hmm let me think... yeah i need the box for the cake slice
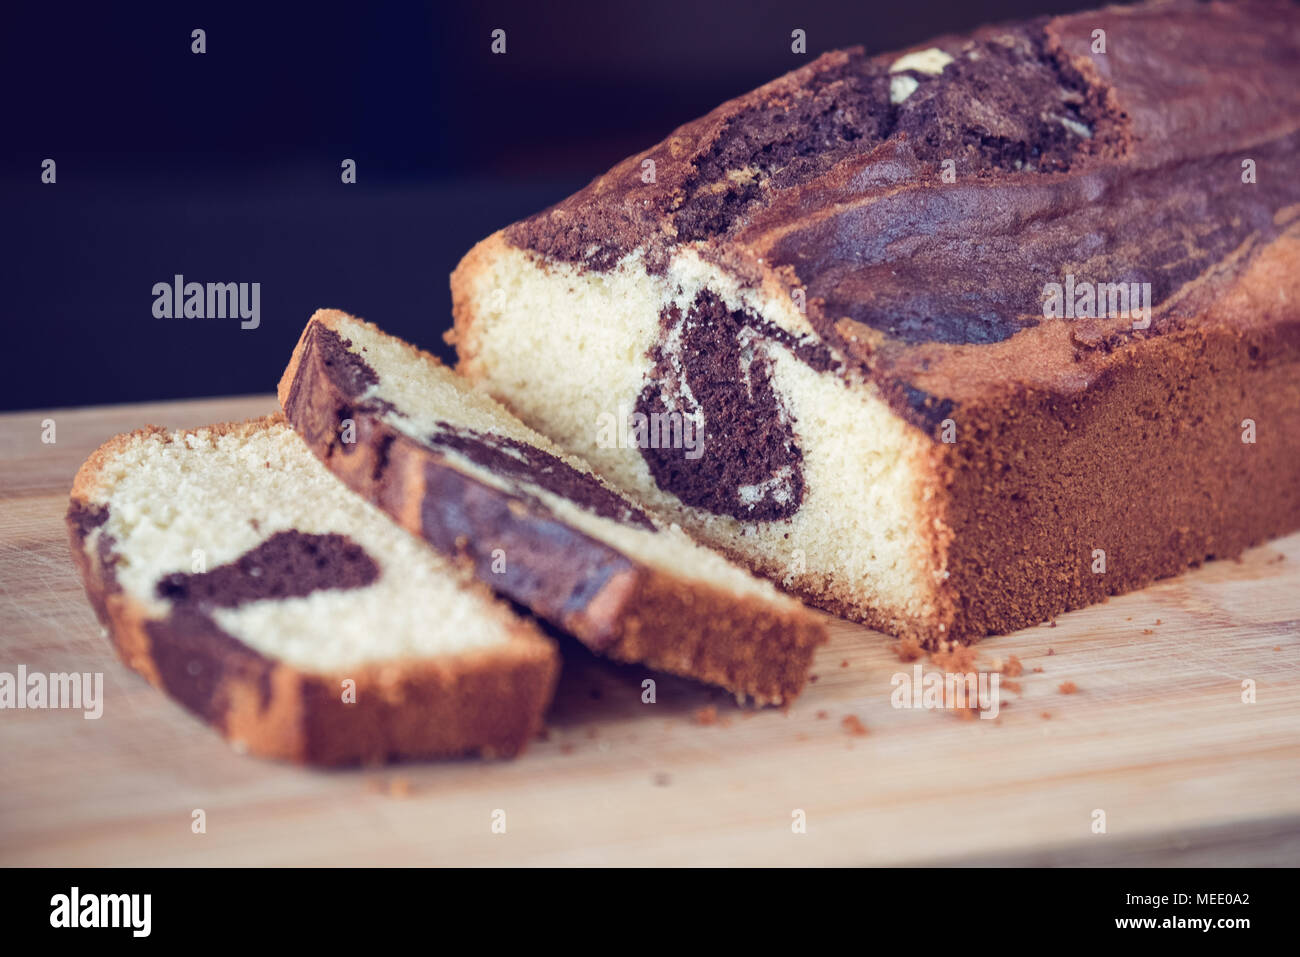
[450,0,1300,644]
[68,415,558,764]
[278,309,827,704]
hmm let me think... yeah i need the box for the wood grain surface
[1,396,1297,866]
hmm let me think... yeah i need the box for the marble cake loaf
[450,0,1300,644]
[279,310,826,704]
[68,416,558,764]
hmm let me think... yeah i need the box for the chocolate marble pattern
[504,1,1300,429]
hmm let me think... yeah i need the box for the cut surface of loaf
[279,309,827,704]
[450,0,1300,644]
[68,415,558,764]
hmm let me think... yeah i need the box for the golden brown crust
[935,314,1300,643]
[67,419,560,765]
[447,233,505,379]
[282,311,826,704]
[598,570,825,703]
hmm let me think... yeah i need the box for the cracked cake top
[503,0,1300,430]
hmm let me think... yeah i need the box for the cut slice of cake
[278,309,827,705]
[68,415,558,764]
[449,0,1300,645]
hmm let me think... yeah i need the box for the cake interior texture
[451,0,1300,643]
[453,246,939,638]
[80,419,527,670]
[321,311,805,606]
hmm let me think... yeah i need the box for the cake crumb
[1274,645,1282,652]
[388,777,412,799]
[1002,680,1022,693]
[1142,628,1154,635]
[893,637,925,662]
[1032,666,1044,673]
[840,659,850,668]
[1047,648,1056,656]
[1003,655,1024,677]
[1058,681,1079,695]
[809,674,819,683]
[1040,711,1052,720]
[841,715,869,736]
[694,706,718,726]
[1154,619,1162,625]
[815,710,829,720]
[931,644,978,673]
[1049,621,1058,628]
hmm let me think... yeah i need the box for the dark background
[3,0,1103,412]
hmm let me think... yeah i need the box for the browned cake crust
[68,416,559,765]
[450,0,1300,643]
[279,312,826,703]
[938,258,1300,638]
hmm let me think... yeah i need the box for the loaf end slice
[68,415,559,765]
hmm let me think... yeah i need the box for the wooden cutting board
[2,396,1297,866]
